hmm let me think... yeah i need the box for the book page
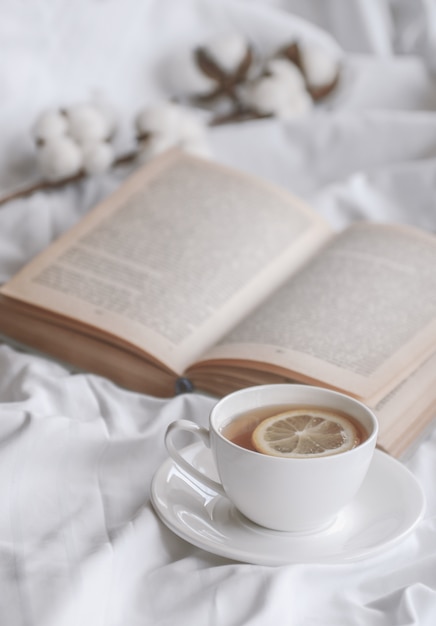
[196,223,436,398]
[373,351,436,457]
[0,151,330,373]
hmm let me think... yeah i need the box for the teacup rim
[210,384,379,462]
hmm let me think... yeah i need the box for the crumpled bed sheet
[1,1,436,624]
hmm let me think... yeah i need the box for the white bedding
[1,1,436,624]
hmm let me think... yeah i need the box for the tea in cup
[165,384,378,532]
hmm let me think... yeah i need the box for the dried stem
[0,149,139,208]
[0,173,84,207]
[210,109,269,126]
[194,47,253,108]
[307,71,340,101]
[0,43,340,210]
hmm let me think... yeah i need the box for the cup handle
[165,419,225,496]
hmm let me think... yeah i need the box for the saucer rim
[150,444,426,566]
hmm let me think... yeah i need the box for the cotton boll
[32,110,68,142]
[175,109,209,143]
[138,133,210,163]
[66,103,113,144]
[137,102,208,143]
[266,58,305,87]
[299,43,339,89]
[136,103,182,138]
[37,137,83,181]
[167,35,249,98]
[182,138,211,159]
[205,33,249,73]
[244,72,312,119]
[136,103,211,162]
[243,76,277,115]
[167,48,216,97]
[82,141,114,175]
[171,106,210,154]
[136,134,177,164]
[277,90,313,119]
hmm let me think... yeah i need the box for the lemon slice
[251,409,360,458]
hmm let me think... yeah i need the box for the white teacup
[165,384,378,532]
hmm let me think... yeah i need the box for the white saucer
[150,443,425,566]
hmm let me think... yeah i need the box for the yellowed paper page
[0,151,330,373]
[373,351,436,456]
[197,223,436,398]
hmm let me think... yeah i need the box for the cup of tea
[165,384,378,532]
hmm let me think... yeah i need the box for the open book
[1,150,435,457]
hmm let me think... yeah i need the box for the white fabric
[1,1,436,624]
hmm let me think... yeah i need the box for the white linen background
[1,1,436,624]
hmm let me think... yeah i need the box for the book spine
[175,377,194,394]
